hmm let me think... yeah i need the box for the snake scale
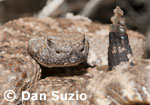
[0,7,149,105]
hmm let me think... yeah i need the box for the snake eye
[80,37,86,52]
[80,47,84,52]
[47,39,54,47]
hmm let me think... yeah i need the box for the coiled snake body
[0,7,149,105]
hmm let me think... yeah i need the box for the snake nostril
[56,51,60,54]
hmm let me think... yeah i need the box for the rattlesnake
[0,7,149,105]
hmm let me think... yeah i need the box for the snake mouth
[28,32,89,67]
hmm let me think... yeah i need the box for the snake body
[0,16,147,105]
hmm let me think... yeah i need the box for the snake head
[27,32,89,67]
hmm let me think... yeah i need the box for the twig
[79,0,103,17]
[36,0,64,18]
[144,0,150,57]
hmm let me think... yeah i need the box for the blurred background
[0,0,150,57]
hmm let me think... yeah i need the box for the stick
[36,0,64,18]
[79,0,103,17]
